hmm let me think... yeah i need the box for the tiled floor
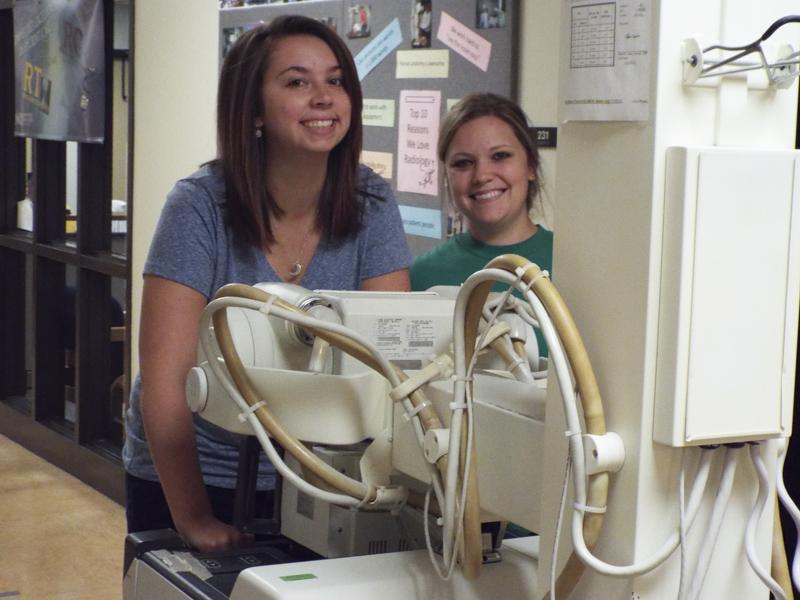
[0,434,126,600]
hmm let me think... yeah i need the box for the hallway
[0,434,126,599]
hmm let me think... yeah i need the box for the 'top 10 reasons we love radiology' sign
[396,90,441,197]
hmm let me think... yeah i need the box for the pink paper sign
[436,11,492,72]
[396,90,441,197]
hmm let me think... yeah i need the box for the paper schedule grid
[570,3,616,68]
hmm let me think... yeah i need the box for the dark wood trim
[0,402,124,504]
[0,10,26,403]
[0,8,20,233]
[76,270,111,443]
[78,0,113,255]
[4,236,77,261]
[0,231,35,250]
[124,0,135,405]
[32,140,67,244]
[0,234,126,276]
[78,142,113,254]
[0,248,26,399]
[32,258,67,422]
[79,249,126,276]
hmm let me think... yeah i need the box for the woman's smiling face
[444,115,535,243]
[258,34,352,158]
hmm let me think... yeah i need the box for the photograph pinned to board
[317,16,337,33]
[347,4,372,39]
[476,0,507,29]
[411,0,433,48]
[221,21,264,57]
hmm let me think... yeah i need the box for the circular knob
[185,366,208,413]
[423,428,450,464]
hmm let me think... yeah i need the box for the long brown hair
[438,93,541,209]
[215,15,364,247]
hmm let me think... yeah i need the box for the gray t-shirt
[123,163,412,489]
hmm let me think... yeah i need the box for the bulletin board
[219,0,518,257]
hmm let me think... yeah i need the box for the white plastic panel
[654,147,800,446]
[391,375,546,533]
[231,539,539,600]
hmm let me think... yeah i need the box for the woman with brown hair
[123,15,411,552]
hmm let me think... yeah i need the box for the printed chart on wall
[560,0,651,122]
[218,0,518,257]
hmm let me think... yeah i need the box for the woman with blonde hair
[411,93,552,293]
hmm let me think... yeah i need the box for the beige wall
[518,0,560,230]
[130,0,218,371]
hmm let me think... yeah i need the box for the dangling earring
[255,126,263,139]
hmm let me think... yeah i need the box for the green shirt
[410,228,553,292]
[411,228,554,356]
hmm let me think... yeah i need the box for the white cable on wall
[746,443,788,600]
[572,448,715,578]
[465,267,713,579]
[677,450,689,600]
[686,445,740,600]
[776,438,800,591]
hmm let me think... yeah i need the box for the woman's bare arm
[139,275,253,551]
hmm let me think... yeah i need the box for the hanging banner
[14,0,106,143]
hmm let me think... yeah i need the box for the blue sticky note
[399,205,442,239]
[355,18,402,81]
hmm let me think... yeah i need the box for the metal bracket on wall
[682,15,800,89]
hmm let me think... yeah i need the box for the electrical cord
[458,262,600,598]
[198,297,375,508]
[205,285,469,575]
[747,443,788,600]
[776,439,800,591]
[203,288,448,510]
[551,453,573,600]
[195,265,800,600]
[686,446,740,600]
[678,450,689,600]
[705,15,800,52]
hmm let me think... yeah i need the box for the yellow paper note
[362,99,396,128]
[361,150,394,180]
[395,49,449,79]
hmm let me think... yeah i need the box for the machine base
[231,537,539,600]
[123,530,319,600]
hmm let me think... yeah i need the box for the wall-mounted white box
[654,147,800,446]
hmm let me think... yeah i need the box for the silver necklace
[286,227,313,278]
[288,255,304,277]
